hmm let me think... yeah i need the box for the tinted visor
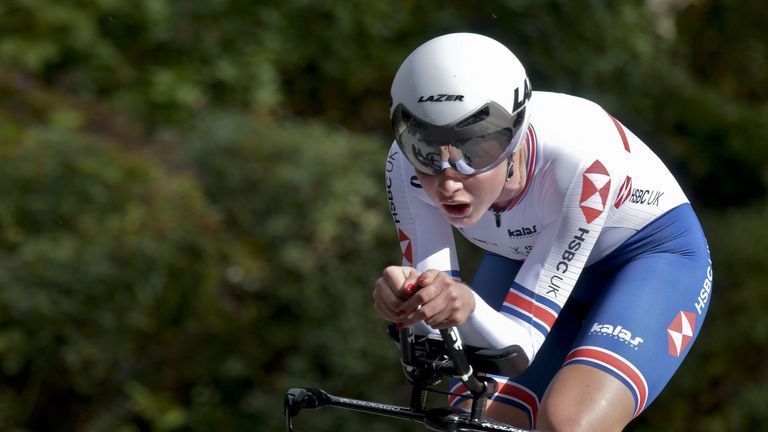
[392,101,526,175]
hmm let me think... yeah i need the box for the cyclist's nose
[438,170,464,195]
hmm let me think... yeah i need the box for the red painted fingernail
[417,276,427,286]
[405,283,415,294]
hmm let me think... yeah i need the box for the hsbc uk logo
[666,259,712,357]
[629,188,664,207]
[613,176,632,209]
[667,310,697,357]
[398,229,413,266]
[579,160,611,224]
[397,228,413,265]
[695,259,714,314]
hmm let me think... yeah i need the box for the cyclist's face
[416,161,508,228]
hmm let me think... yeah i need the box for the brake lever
[284,388,330,432]
[285,402,296,432]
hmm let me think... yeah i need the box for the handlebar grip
[285,388,329,416]
[285,388,332,432]
[399,326,415,366]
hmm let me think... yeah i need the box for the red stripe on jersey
[607,112,631,153]
[496,381,539,421]
[614,175,633,209]
[565,346,648,417]
[449,380,539,423]
[504,291,557,330]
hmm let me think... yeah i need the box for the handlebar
[285,387,425,432]
[284,325,529,431]
[284,386,528,432]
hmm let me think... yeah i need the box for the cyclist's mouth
[442,202,471,217]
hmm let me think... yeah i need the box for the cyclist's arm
[385,142,460,276]
[386,143,468,336]
[468,157,619,361]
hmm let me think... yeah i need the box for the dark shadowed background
[0,1,766,431]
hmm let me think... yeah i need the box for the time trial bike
[284,324,532,432]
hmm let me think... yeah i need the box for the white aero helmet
[390,33,532,175]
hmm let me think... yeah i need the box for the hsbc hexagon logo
[613,175,632,209]
[398,228,413,265]
[579,160,611,224]
[667,310,697,357]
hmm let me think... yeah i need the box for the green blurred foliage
[0,112,411,431]
[183,112,417,431]
[0,0,282,126]
[0,0,766,431]
[637,204,768,431]
[675,1,768,103]
[0,128,227,430]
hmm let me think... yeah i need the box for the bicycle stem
[439,328,485,394]
[439,328,498,421]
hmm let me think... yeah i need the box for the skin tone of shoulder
[373,140,636,431]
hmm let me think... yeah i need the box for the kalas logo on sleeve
[507,225,538,238]
[579,160,611,224]
[589,322,644,348]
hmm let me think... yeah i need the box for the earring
[505,159,515,182]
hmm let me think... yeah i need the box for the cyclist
[374,33,712,431]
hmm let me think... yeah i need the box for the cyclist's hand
[373,266,421,322]
[398,269,475,329]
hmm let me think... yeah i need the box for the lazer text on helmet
[417,94,464,102]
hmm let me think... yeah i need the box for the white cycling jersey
[385,91,689,361]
